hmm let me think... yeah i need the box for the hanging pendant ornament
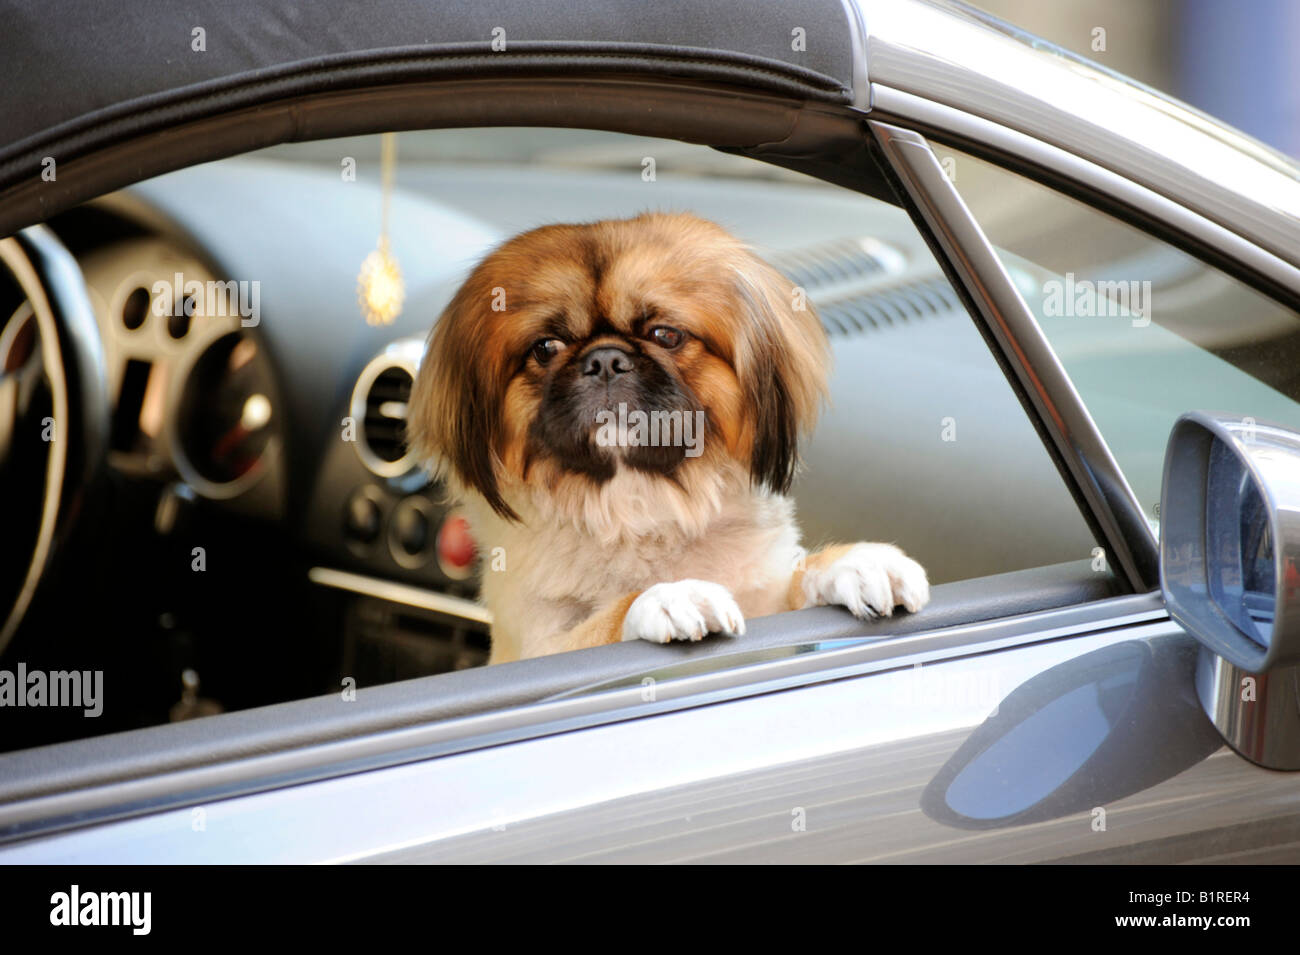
[357,132,404,326]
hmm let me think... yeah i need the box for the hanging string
[380,131,394,240]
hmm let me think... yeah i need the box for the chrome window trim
[867,85,1300,304]
[870,120,1158,593]
[549,593,1164,700]
[851,0,1300,269]
[0,590,1163,845]
[839,0,871,111]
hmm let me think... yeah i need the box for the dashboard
[56,165,509,703]
[70,209,480,607]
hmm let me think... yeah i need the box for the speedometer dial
[173,331,276,494]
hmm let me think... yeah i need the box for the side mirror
[1161,412,1300,671]
[1160,411,1300,768]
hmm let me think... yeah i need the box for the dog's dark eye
[531,338,564,365]
[648,326,684,349]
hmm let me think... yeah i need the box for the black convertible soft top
[1,0,855,191]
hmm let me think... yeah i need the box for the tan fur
[408,212,928,662]
[787,544,861,610]
[492,592,639,664]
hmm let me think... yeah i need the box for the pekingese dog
[409,212,929,664]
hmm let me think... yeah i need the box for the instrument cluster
[77,229,283,511]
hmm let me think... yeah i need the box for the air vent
[351,345,422,477]
[818,276,962,337]
[770,237,905,293]
[364,365,412,463]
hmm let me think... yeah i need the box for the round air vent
[351,342,423,477]
[363,365,412,463]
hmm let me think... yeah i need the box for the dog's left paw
[801,543,930,619]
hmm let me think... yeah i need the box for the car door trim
[0,76,870,242]
[853,0,1300,270]
[0,590,1163,845]
[0,605,1179,863]
[839,0,872,110]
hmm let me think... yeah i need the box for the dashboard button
[437,513,477,579]
[392,500,429,556]
[344,490,381,544]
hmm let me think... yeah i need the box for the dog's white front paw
[803,543,930,619]
[622,580,746,644]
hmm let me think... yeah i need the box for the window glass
[933,143,1300,528]
[256,130,1100,586]
[4,129,1106,752]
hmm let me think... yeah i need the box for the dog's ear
[408,278,519,521]
[731,254,829,494]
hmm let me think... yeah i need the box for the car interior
[0,125,1128,772]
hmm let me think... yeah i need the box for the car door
[0,107,1289,860]
[2,0,1299,865]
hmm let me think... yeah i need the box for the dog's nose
[582,347,633,382]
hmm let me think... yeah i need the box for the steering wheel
[0,226,109,653]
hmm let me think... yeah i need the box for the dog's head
[408,212,828,521]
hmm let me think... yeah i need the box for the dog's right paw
[622,580,746,644]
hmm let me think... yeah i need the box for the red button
[437,514,477,571]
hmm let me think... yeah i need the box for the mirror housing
[1160,411,1300,673]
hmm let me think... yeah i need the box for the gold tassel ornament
[357,133,405,326]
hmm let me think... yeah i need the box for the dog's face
[409,212,829,520]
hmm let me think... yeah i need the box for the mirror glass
[1206,441,1275,647]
